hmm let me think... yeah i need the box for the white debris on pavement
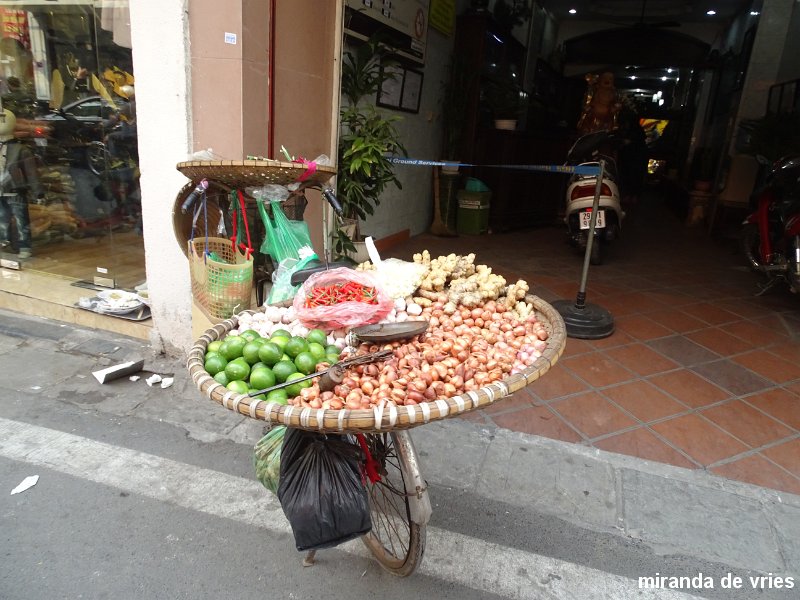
[10,475,39,495]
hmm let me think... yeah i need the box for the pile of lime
[202,327,340,405]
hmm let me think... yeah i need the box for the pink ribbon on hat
[293,157,317,182]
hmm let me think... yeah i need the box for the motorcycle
[564,131,624,265]
[740,155,800,295]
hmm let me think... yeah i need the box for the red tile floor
[386,186,800,496]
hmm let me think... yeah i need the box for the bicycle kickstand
[302,550,317,567]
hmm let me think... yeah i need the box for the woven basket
[176,159,336,189]
[189,237,253,320]
[187,295,567,433]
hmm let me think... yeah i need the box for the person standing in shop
[0,109,42,259]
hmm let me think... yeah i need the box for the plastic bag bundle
[277,429,371,552]
[293,267,393,330]
[258,200,316,265]
[253,426,286,495]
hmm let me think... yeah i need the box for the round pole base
[552,299,615,339]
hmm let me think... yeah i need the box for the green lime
[285,372,312,397]
[250,361,268,371]
[207,340,224,354]
[325,344,341,356]
[307,342,326,361]
[224,357,251,381]
[285,336,309,359]
[249,367,276,391]
[257,342,283,367]
[306,329,328,346]
[272,360,299,383]
[221,335,247,360]
[272,328,291,339]
[270,335,290,350]
[266,389,289,405]
[226,380,250,395]
[239,329,261,342]
[252,337,268,346]
[204,354,228,376]
[281,354,292,362]
[293,351,317,375]
[325,354,340,365]
[213,371,230,386]
[242,341,263,365]
[250,392,267,401]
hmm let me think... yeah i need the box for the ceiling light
[667,68,673,73]
[569,8,577,14]
[706,10,716,16]
[630,75,637,80]
[750,11,759,16]
[661,76,668,81]
[658,98,664,106]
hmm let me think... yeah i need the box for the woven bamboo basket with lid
[187,295,567,433]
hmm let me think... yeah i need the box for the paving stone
[621,468,784,573]
[765,502,800,576]
[473,426,619,532]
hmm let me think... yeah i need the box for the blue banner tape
[388,157,601,176]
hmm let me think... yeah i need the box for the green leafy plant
[336,37,406,257]
[483,72,527,121]
[492,0,532,31]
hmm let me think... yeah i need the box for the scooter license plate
[580,210,605,229]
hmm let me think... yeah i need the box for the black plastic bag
[277,429,372,551]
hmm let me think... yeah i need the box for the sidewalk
[1,307,798,582]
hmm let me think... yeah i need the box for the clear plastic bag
[293,267,393,330]
[371,258,428,299]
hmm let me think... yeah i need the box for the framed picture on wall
[377,64,424,114]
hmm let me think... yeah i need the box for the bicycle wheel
[361,430,427,577]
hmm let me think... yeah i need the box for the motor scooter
[564,131,624,265]
[741,155,800,295]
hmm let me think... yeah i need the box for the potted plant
[335,37,406,259]
[492,0,532,32]
[483,73,527,130]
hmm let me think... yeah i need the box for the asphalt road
[2,395,795,600]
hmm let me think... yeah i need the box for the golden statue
[577,72,621,134]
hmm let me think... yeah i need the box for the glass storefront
[0,1,143,290]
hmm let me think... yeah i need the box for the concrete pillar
[736,0,795,120]
[129,0,193,355]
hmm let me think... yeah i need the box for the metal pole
[575,159,604,310]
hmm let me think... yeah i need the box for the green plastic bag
[254,426,286,495]
[258,200,315,264]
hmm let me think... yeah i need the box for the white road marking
[0,417,704,600]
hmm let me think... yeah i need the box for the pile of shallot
[291,294,549,410]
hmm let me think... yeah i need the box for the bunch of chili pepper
[305,281,378,308]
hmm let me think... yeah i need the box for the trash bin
[456,190,491,235]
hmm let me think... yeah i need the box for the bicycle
[181,158,565,577]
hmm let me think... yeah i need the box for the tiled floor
[387,185,800,496]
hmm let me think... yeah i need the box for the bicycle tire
[361,430,426,577]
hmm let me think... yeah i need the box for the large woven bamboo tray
[187,295,566,433]
[176,159,336,189]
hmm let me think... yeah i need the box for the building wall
[358,23,456,242]
[129,0,193,354]
[776,0,800,82]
